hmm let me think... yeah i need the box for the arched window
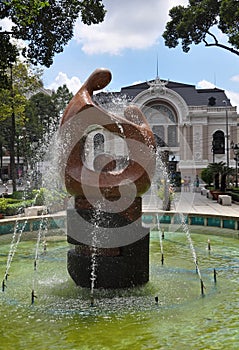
[168,125,177,147]
[212,130,225,154]
[142,103,178,147]
[93,133,104,156]
[152,126,165,147]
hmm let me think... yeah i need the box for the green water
[0,230,238,350]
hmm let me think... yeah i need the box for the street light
[231,142,239,188]
[223,100,229,168]
[211,140,216,163]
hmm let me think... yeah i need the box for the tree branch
[0,31,14,35]
[203,31,239,56]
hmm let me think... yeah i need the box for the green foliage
[202,161,235,191]
[0,197,34,215]
[163,0,239,56]
[157,181,174,201]
[0,187,67,215]
[39,187,67,204]
[0,61,43,178]
[0,33,19,88]
[25,92,59,140]
[228,190,239,202]
[201,167,214,186]
[1,1,50,27]
[0,0,106,67]
[0,61,42,123]
[51,84,73,116]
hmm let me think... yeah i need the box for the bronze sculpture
[59,68,155,288]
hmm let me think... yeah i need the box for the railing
[142,210,239,231]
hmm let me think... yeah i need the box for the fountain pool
[0,228,238,349]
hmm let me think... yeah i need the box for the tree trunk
[10,110,17,192]
[10,65,17,193]
[214,173,220,190]
[220,173,227,192]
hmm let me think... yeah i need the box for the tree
[0,33,19,88]
[207,161,234,191]
[0,61,42,191]
[201,167,213,186]
[208,161,225,190]
[0,0,106,67]
[51,84,73,116]
[220,165,234,191]
[25,92,59,144]
[163,0,239,57]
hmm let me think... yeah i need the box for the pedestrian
[194,175,200,192]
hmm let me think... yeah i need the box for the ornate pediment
[147,76,169,95]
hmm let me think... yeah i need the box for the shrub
[201,168,213,186]
[0,187,68,216]
[0,198,34,216]
[228,191,239,203]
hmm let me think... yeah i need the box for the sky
[3,0,239,108]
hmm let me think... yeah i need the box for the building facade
[96,76,238,181]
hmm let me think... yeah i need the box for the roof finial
[147,56,168,93]
[156,53,159,79]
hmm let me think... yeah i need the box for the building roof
[96,79,231,107]
[121,80,231,107]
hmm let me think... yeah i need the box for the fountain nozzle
[200,279,205,296]
[213,268,217,283]
[2,279,6,292]
[208,239,211,251]
[31,290,37,304]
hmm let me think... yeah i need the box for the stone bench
[24,206,48,217]
[218,195,232,206]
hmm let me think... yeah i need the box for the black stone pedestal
[67,233,149,289]
[66,201,150,289]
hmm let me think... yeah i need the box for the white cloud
[46,72,82,94]
[197,80,216,89]
[0,18,13,31]
[230,75,239,83]
[229,75,239,107]
[225,90,239,109]
[74,0,188,55]
[131,80,143,86]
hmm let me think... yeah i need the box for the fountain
[0,69,238,349]
[58,68,156,289]
[0,227,238,349]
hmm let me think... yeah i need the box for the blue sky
[42,0,239,108]
[4,0,239,107]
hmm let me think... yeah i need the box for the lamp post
[231,142,239,188]
[211,140,215,163]
[223,100,229,168]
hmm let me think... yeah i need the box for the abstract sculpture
[59,68,155,288]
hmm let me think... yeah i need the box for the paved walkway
[173,191,239,217]
[143,190,239,218]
